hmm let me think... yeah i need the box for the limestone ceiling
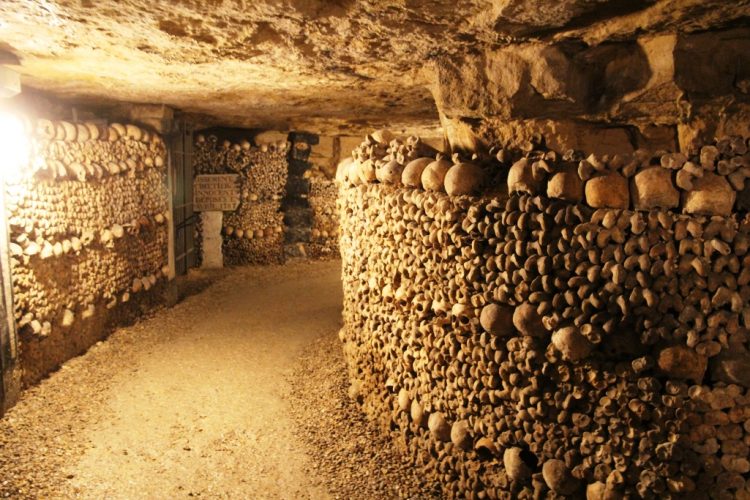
[0,0,748,134]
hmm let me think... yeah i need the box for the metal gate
[170,122,197,276]
[0,184,18,415]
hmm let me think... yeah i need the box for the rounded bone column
[336,131,750,498]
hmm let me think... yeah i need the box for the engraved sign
[193,174,240,211]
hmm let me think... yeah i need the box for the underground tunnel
[1,1,750,498]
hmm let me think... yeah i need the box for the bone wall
[7,119,169,385]
[280,133,342,259]
[337,133,750,498]
[193,133,288,265]
[305,168,339,258]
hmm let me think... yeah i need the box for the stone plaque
[193,174,240,211]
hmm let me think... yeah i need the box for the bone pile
[6,119,169,345]
[337,132,750,499]
[304,165,339,258]
[351,130,438,167]
[193,134,288,265]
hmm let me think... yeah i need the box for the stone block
[200,211,223,269]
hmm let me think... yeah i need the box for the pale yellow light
[0,112,29,181]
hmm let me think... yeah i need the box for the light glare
[0,112,29,180]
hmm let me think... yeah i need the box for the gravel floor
[288,333,442,499]
[0,260,431,499]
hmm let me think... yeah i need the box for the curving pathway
[0,260,342,499]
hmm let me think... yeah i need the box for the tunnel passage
[0,117,351,391]
[1,1,750,498]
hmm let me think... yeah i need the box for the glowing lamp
[0,112,29,180]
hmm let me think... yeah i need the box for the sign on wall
[193,174,240,211]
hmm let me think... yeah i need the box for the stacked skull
[336,131,750,499]
[193,134,288,265]
[7,119,169,366]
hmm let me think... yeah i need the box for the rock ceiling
[0,0,748,134]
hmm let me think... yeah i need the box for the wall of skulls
[337,132,750,499]
[304,165,339,258]
[193,134,288,265]
[7,119,169,385]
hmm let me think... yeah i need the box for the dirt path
[0,260,342,499]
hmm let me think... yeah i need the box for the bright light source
[0,112,29,181]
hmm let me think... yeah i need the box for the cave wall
[337,132,750,498]
[7,118,170,386]
[432,27,750,157]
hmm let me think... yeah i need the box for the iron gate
[170,122,197,276]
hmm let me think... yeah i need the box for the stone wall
[7,119,169,385]
[193,132,288,265]
[337,133,750,498]
[431,27,750,159]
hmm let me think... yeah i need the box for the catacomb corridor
[1,1,750,499]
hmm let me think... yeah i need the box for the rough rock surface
[1,1,749,134]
